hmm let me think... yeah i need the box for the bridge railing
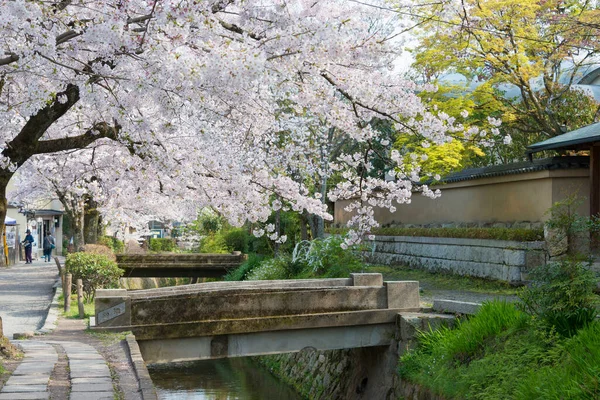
[94,273,419,337]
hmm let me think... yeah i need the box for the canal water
[149,358,303,399]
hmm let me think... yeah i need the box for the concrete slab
[71,382,114,392]
[69,392,114,400]
[0,393,49,400]
[71,377,112,385]
[3,376,49,385]
[432,299,481,315]
[1,385,48,393]
[69,369,111,379]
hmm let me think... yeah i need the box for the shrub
[519,258,599,337]
[198,234,228,253]
[65,252,122,301]
[148,238,176,252]
[292,235,362,277]
[222,228,249,253]
[246,256,291,280]
[98,236,124,254]
[224,253,264,281]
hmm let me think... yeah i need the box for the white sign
[97,302,126,324]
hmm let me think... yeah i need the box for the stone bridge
[92,273,421,364]
[116,253,246,278]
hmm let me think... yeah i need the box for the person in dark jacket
[43,232,55,262]
[23,229,34,264]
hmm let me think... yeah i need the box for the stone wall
[254,313,456,400]
[367,235,546,282]
[256,346,400,400]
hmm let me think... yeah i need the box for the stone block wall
[367,235,546,282]
[257,349,353,400]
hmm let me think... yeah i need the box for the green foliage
[245,256,292,281]
[65,252,123,301]
[185,208,224,236]
[148,237,176,252]
[515,322,600,399]
[519,259,599,337]
[198,234,228,253]
[224,253,264,281]
[400,300,600,399]
[292,235,363,278]
[327,226,544,241]
[544,193,600,255]
[97,236,124,254]
[222,228,249,253]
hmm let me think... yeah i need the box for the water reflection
[149,358,302,400]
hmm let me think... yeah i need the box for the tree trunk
[72,209,85,251]
[274,209,281,256]
[299,212,309,241]
[84,198,100,244]
[0,186,7,268]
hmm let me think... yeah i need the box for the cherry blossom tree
[0,0,499,262]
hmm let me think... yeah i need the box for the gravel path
[0,260,59,339]
[420,288,519,306]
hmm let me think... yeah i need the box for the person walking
[23,229,34,264]
[42,232,55,262]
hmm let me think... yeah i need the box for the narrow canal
[149,358,303,399]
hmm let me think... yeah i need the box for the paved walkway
[0,259,143,400]
[0,260,59,339]
[0,341,114,400]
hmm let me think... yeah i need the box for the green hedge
[326,227,544,242]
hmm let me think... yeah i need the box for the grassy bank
[399,301,600,399]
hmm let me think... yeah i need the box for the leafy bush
[246,256,291,281]
[148,238,176,252]
[519,259,599,337]
[222,228,249,253]
[292,235,362,277]
[65,252,123,301]
[98,236,124,253]
[327,227,544,241]
[224,253,265,281]
[198,234,228,253]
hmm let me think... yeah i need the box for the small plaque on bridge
[97,302,126,324]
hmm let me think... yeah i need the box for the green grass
[85,329,131,346]
[58,294,95,319]
[327,226,544,241]
[365,265,518,295]
[399,301,600,399]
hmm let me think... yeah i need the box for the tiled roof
[440,156,589,184]
[527,122,600,153]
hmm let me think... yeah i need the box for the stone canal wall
[255,347,398,400]
[254,312,456,400]
[366,235,546,282]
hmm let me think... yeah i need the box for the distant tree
[406,0,600,160]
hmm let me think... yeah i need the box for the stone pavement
[0,259,145,400]
[0,341,115,400]
[0,259,59,339]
